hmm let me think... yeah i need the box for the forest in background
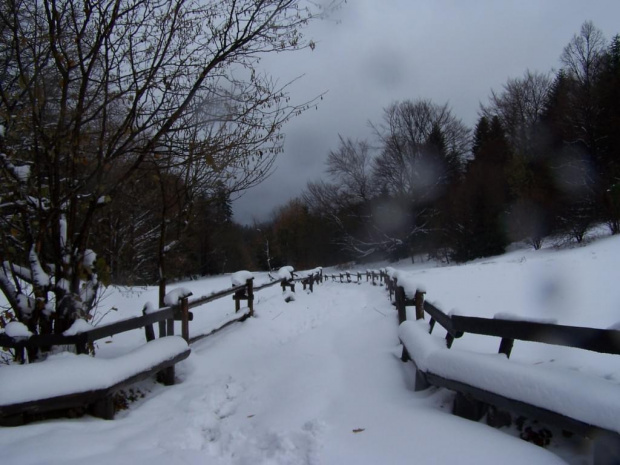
[95,20,620,276]
[208,21,620,272]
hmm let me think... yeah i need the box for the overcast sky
[232,0,620,225]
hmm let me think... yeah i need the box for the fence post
[181,297,190,342]
[143,307,155,342]
[235,292,241,311]
[414,290,426,320]
[247,278,254,317]
[396,286,407,325]
[498,338,514,358]
[167,313,174,336]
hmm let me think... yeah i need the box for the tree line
[261,21,620,266]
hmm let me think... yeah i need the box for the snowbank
[0,336,189,406]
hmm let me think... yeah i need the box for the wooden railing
[1,268,324,363]
[389,282,620,358]
[382,273,620,463]
[324,271,362,283]
[0,267,324,424]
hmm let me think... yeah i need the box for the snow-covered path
[1,281,566,464]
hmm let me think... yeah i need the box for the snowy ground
[2,233,620,464]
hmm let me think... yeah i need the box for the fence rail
[379,272,620,464]
[1,267,324,425]
[326,268,620,462]
[2,268,324,363]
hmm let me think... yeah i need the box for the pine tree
[449,116,510,261]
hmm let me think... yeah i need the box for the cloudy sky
[232,0,620,225]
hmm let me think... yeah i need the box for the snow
[56,278,70,291]
[0,153,30,182]
[0,337,189,406]
[304,267,322,277]
[231,270,254,286]
[385,268,425,297]
[398,320,445,372]
[163,287,193,306]
[12,165,30,182]
[83,249,97,269]
[277,265,294,280]
[2,233,620,464]
[16,294,34,316]
[3,321,32,339]
[63,319,95,336]
[143,301,157,315]
[399,320,620,433]
[1,276,563,465]
[59,215,67,250]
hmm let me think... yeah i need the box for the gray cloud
[233,0,620,225]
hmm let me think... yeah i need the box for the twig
[372,306,387,316]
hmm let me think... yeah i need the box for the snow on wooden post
[180,297,190,342]
[414,290,426,320]
[246,278,254,317]
[396,286,407,325]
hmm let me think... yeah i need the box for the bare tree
[482,70,552,156]
[561,21,607,89]
[560,21,607,159]
[0,0,337,342]
[372,99,470,200]
[326,135,376,203]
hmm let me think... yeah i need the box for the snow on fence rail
[329,268,620,462]
[0,266,324,425]
[378,273,620,465]
[0,267,324,362]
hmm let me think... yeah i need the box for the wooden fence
[382,273,620,464]
[1,269,323,362]
[323,268,619,463]
[0,268,323,424]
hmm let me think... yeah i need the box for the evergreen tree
[450,116,510,261]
